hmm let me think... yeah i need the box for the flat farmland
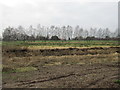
[2,40,120,88]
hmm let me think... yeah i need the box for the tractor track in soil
[2,46,120,88]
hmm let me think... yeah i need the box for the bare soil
[2,46,120,88]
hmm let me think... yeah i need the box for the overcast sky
[0,0,118,36]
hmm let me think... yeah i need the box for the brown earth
[2,46,120,88]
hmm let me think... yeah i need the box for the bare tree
[2,25,118,41]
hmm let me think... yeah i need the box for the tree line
[2,24,119,41]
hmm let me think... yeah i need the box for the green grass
[114,80,120,84]
[3,66,37,74]
[15,67,37,72]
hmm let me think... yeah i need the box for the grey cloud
[0,1,118,36]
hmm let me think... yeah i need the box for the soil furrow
[17,73,75,86]
[85,74,119,88]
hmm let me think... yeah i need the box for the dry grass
[2,45,120,88]
[2,45,119,73]
[3,50,119,70]
[27,46,120,50]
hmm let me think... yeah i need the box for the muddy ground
[2,46,120,88]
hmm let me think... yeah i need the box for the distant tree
[74,25,80,38]
[37,24,43,37]
[73,36,83,40]
[83,30,88,38]
[46,35,49,40]
[67,25,73,40]
[112,29,119,38]
[3,27,15,41]
[86,36,96,40]
[17,26,27,40]
[51,36,60,40]
[2,25,118,41]
[27,25,35,37]
[105,36,110,39]
[49,25,55,38]
[60,26,67,40]
[89,28,97,37]
[103,28,111,38]
[68,37,71,40]
[97,28,104,38]
[55,27,61,39]
[36,35,47,40]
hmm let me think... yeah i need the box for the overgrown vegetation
[114,80,120,84]
[3,66,37,74]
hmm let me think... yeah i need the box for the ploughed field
[2,40,120,88]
